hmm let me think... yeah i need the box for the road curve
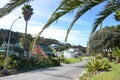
[0,60,87,80]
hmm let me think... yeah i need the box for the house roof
[39,44,53,54]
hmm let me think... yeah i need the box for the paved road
[0,60,87,80]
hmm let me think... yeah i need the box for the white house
[63,48,80,58]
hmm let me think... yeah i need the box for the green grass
[90,62,120,80]
[64,57,82,64]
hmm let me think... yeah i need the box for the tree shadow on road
[42,72,74,80]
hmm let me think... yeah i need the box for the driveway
[0,59,87,80]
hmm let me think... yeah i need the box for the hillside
[0,29,86,52]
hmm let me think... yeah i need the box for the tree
[22,4,33,54]
[33,0,120,46]
[89,25,120,54]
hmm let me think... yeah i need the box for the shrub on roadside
[80,57,111,80]
[95,53,103,59]
[86,58,111,75]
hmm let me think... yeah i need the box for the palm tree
[33,0,120,47]
[22,4,33,54]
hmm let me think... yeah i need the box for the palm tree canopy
[22,4,33,21]
[35,0,120,43]
[0,0,33,18]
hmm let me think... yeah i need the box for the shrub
[95,53,103,59]
[51,58,60,66]
[86,58,111,75]
[79,72,90,80]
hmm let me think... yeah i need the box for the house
[33,44,54,58]
[62,48,81,58]
[50,44,60,50]
[32,44,47,58]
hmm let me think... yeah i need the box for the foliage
[13,46,24,54]
[89,63,120,80]
[50,58,60,66]
[113,47,120,57]
[0,29,23,45]
[80,57,111,80]
[113,47,120,63]
[0,53,61,74]
[0,52,5,70]
[115,9,120,21]
[0,0,33,18]
[79,72,90,80]
[86,58,111,75]
[90,25,120,53]
[95,53,103,59]
[32,0,120,47]
[22,4,33,21]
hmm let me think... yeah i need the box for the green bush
[0,54,61,76]
[79,72,90,80]
[95,53,103,59]
[0,60,3,70]
[86,58,111,75]
[51,58,60,66]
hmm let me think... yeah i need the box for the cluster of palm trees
[0,0,120,51]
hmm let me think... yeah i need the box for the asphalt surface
[0,59,87,80]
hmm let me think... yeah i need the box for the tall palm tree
[22,4,33,54]
[33,0,120,47]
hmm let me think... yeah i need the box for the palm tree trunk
[24,21,28,54]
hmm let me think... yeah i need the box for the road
[0,59,87,80]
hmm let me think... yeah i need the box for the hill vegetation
[89,25,120,54]
[0,29,86,53]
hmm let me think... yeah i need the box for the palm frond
[33,0,85,47]
[65,0,105,42]
[0,0,31,18]
[92,0,120,33]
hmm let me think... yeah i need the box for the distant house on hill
[50,44,60,50]
[33,44,54,57]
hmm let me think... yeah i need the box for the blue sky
[0,0,120,47]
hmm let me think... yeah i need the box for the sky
[0,0,120,47]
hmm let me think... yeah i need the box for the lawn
[64,56,84,64]
[90,62,120,80]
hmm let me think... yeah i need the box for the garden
[80,46,120,80]
[0,52,60,77]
